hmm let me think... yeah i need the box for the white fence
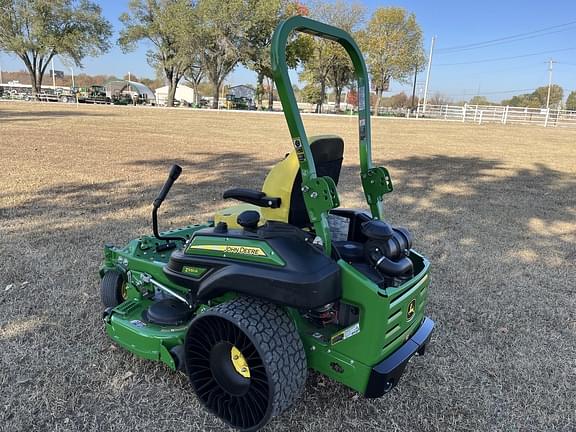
[416,103,576,128]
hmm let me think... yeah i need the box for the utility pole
[546,59,555,109]
[422,36,436,114]
[70,67,75,88]
[411,64,418,111]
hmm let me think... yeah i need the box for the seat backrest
[261,135,344,227]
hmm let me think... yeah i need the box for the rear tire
[185,297,307,431]
[100,270,126,308]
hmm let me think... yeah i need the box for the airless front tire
[185,297,307,431]
[100,270,127,308]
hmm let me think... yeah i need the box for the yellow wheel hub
[230,346,250,378]
[120,283,128,300]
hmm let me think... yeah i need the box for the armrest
[223,188,281,208]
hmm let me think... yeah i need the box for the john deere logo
[407,299,416,322]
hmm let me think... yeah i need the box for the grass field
[1,101,575,432]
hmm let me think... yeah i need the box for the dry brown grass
[1,101,575,432]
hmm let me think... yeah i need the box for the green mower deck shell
[105,299,184,370]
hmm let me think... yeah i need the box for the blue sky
[1,0,575,101]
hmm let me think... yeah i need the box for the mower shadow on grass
[1,153,575,431]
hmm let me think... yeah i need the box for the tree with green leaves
[566,91,576,111]
[172,3,205,107]
[241,0,311,110]
[469,96,493,106]
[316,1,364,112]
[302,83,322,106]
[184,61,205,107]
[194,0,248,109]
[119,0,192,107]
[533,84,563,108]
[0,0,111,98]
[503,85,563,108]
[300,0,364,113]
[360,7,425,114]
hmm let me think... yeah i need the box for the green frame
[271,17,392,254]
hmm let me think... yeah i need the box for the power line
[437,27,576,54]
[435,47,576,66]
[436,20,576,53]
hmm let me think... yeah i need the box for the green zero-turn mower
[99,16,434,431]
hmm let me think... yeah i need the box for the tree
[566,91,576,111]
[347,87,358,108]
[428,92,452,105]
[320,1,364,112]
[194,0,248,109]
[302,83,322,108]
[0,0,111,98]
[241,0,310,110]
[532,84,563,108]
[502,94,539,108]
[119,0,191,107]
[469,96,491,106]
[389,91,409,108]
[360,7,425,114]
[296,1,363,113]
[502,85,564,108]
[184,62,205,106]
[171,1,205,107]
[300,0,364,113]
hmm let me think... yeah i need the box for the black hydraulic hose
[373,255,413,276]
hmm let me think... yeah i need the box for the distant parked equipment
[76,85,110,104]
[226,84,256,109]
[104,79,155,105]
[0,82,73,102]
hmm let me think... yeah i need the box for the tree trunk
[374,89,382,116]
[256,72,264,110]
[29,71,39,99]
[317,80,326,114]
[165,69,175,107]
[334,87,342,112]
[268,80,274,111]
[212,84,220,109]
[191,82,199,106]
[167,76,178,107]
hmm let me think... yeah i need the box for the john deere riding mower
[99,17,434,431]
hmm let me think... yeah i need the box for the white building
[155,85,196,106]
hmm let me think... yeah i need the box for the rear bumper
[364,317,434,398]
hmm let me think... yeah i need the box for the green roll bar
[271,16,393,254]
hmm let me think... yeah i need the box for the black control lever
[154,164,182,208]
[152,164,187,244]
